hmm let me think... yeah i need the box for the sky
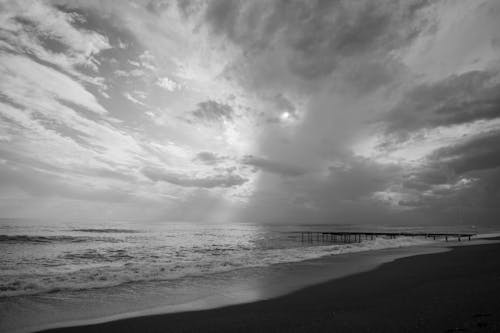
[0,0,499,226]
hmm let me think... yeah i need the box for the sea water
[0,219,486,332]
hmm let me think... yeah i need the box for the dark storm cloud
[430,130,500,175]
[383,70,500,134]
[325,157,400,201]
[190,100,233,122]
[195,0,500,226]
[239,172,402,225]
[204,0,431,80]
[394,130,500,216]
[399,166,500,223]
[143,167,247,188]
[197,0,432,224]
[237,154,402,224]
[242,155,306,177]
[375,67,500,218]
[402,167,450,191]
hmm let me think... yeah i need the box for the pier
[294,231,476,243]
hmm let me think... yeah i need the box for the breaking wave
[0,236,432,298]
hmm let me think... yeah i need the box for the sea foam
[0,235,432,298]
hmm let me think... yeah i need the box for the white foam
[0,236,433,298]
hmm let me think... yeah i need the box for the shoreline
[29,245,446,332]
[37,238,500,333]
[3,241,448,333]
[3,238,449,333]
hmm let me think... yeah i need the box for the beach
[2,1,500,332]
[39,239,500,333]
[3,221,465,333]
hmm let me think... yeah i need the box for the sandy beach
[38,239,500,333]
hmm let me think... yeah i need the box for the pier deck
[293,231,476,243]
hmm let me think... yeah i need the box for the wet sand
[40,239,500,333]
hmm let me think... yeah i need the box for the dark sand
[41,241,500,333]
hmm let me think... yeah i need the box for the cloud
[0,162,132,203]
[0,51,147,197]
[124,92,146,106]
[0,1,252,221]
[203,0,431,80]
[325,157,401,201]
[1,0,500,225]
[402,167,449,191]
[191,100,233,122]
[398,199,426,208]
[430,130,500,175]
[380,128,500,215]
[156,77,181,91]
[237,156,401,224]
[115,69,146,77]
[271,94,295,113]
[389,123,500,202]
[382,70,500,135]
[0,0,110,80]
[195,151,224,165]
[242,155,306,177]
[0,53,107,115]
[143,167,247,188]
[262,93,299,123]
[0,54,144,167]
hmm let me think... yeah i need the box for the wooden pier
[294,231,476,243]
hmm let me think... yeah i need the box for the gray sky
[1,0,499,225]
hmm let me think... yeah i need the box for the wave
[62,249,134,262]
[0,236,433,298]
[72,229,140,233]
[0,235,89,244]
[0,234,120,244]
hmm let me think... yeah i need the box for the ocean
[0,219,489,332]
